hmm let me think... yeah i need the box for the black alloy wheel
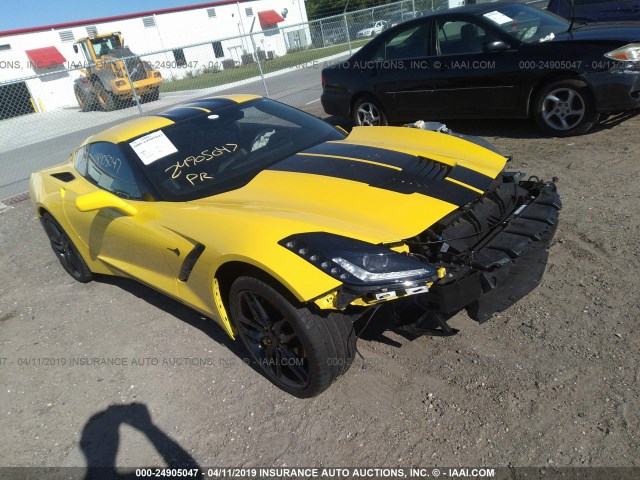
[229,276,355,397]
[42,213,93,283]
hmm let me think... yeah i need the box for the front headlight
[279,232,437,286]
[605,43,640,62]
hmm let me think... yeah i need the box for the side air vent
[178,244,206,282]
[51,172,76,182]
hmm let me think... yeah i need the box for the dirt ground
[0,107,639,475]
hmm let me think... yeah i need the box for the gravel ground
[0,108,638,475]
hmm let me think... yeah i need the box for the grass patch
[160,40,369,93]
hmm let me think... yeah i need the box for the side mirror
[76,190,137,216]
[73,44,79,54]
[483,40,510,53]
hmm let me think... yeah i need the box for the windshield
[90,35,122,56]
[123,98,344,201]
[480,4,569,43]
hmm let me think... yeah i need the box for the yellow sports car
[30,95,560,397]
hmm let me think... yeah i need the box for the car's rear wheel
[229,276,355,397]
[41,213,93,283]
[352,95,388,126]
[533,79,596,136]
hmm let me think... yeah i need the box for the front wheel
[41,213,93,283]
[229,276,356,397]
[95,82,117,111]
[352,96,388,126]
[142,88,160,103]
[533,79,596,136]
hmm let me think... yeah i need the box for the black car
[321,2,640,136]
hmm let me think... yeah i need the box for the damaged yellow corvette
[30,95,560,397]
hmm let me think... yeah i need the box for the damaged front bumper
[421,173,561,323]
[314,172,560,326]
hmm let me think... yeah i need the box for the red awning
[25,46,66,69]
[258,10,285,28]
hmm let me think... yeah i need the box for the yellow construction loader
[73,32,162,111]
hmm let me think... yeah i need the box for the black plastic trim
[178,243,205,282]
[51,172,76,183]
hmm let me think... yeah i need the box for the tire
[229,276,356,397]
[141,88,160,104]
[351,95,388,127]
[41,213,93,283]
[74,85,95,112]
[147,87,159,102]
[95,82,117,112]
[533,79,596,137]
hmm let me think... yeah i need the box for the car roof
[83,94,261,145]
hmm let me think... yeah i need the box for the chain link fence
[0,0,441,200]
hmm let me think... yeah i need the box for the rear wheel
[41,213,93,283]
[229,276,355,397]
[533,79,596,136]
[352,95,388,126]
[95,82,116,111]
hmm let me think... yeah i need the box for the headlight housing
[605,43,640,62]
[279,232,437,286]
[605,43,640,72]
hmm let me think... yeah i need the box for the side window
[212,41,224,58]
[372,23,429,61]
[73,146,88,176]
[85,142,146,200]
[173,49,187,67]
[437,20,490,55]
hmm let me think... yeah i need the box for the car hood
[190,127,507,242]
[552,23,640,43]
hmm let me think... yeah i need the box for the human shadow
[80,402,200,479]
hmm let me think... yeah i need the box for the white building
[0,0,310,116]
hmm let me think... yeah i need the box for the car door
[424,15,522,117]
[363,20,438,120]
[61,142,193,295]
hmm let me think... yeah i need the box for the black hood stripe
[304,142,417,169]
[269,154,479,206]
[270,154,391,185]
[449,166,494,191]
[305,141,494,192]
